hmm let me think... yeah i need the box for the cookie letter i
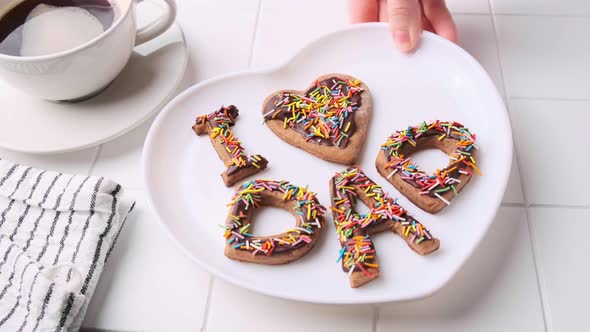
[193,105,269,187]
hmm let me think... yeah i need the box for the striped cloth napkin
[0,159,134,331]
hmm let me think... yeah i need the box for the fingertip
[391,28,420,52]
[388,0,422,52]
[392,30,412,52]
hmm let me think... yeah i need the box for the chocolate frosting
[229,200,308,254]
[224,180,325,257]
[381,121,478,198]
[263,76,363,148]
[196,105,268,176]
[330,167,434,273]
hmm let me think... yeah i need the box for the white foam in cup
[20,4,106,57]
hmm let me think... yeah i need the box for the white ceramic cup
[0,0,177,101]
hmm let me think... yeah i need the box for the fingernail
[393,30,411,50]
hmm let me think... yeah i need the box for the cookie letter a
[329,166,439,288]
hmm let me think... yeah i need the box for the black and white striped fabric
[0,160,134,331]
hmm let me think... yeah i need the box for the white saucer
[0,13,187,154]
[143,24,512,304]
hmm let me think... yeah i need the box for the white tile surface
[0,147,97,175]
[529,207,590,332]
[188,0,259,8]
[491,0,590,16]
[91,117,154,190]
[206,278,373,332]
[447,0,490,14]
[262,0,344,10]
[252,0,348,68]
[509,99,590,205]
[454,14,505,95]
[377,207,544,332]
[83,190,211,331]
[176,1,259,84]
[496,16,590,99]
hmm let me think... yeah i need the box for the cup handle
[134,0,177,46]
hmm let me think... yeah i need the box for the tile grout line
[522,208,552,332]
[247,0,264,68]
[522,209,553,332]
[488,1,551,331]
[529,203,590,210]
[501,202,525,207]
[487,1,530,210]
[451,12,590,18]
[371,304,379,332]
[493,12,590,18]
[450,12,492,16]
[510,96,590,102]
[499,203,590,209]
[87,144,103,176]
[200,277,215,332]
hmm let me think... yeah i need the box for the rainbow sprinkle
[224,180,325,256]
[263,76,364,148]
[195,105,268,175]
[330,166,435,277]
[381,120,480,205]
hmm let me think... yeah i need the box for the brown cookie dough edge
[193,118,268,188]
[224,190,324,265]
[221,160,268,187]
[375,149,476,214]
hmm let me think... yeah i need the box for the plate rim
[142,22,513,304]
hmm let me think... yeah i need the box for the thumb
[388,0,422,52]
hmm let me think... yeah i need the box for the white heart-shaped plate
[142,23,512,304]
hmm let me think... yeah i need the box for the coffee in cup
[0,0,176,101]
[0,0,119,57]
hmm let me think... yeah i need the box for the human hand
[348,0,457,52]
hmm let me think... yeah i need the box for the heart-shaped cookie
[262,73,372,165]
